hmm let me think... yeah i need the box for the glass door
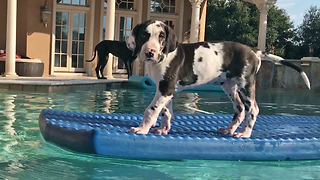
[102,15,134,73]
[114,16,134,73]
[54,11,86,72]
[54,11,69,71]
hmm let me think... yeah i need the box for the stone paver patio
[0,74,128,92]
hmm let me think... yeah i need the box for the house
[0,0,208,77]
[0,0,276,78]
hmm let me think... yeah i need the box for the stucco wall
[0,0,7,51]
[0,0,52,76]
[183,0,192,38]
[199,0,207,42]
[90,0,104,77]
[25,0,53,76]
[1,0,206,77]
[141,1,149,22]
[17,0,28,57]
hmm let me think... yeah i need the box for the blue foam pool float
[128,75,156,90]
[39,109,320,161]
[128,75,223,92]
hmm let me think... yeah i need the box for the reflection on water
[0,89,319,179]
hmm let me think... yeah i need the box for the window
[57,0,87,6]
[54,11,86,71]
[101,15,133,41]
[150,0,175,13]
[104,0,134,10]
[71,13,86,68]
[164,20,174,29]
[55,12,69,68]
[119,17,133,41]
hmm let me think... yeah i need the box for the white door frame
[51,2,90,74]
[100,1,139,74]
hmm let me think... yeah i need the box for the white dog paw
[232,132,251,138]
[150,128,169,135]
[129,127,150,134]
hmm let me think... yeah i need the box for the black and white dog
[86,40,138,79]
[126,20,311,138]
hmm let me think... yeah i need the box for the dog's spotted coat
[126,20,311,137]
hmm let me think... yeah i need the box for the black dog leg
[124,61,131,79]
[95,66,101,79]
[96,52,108,79]
[99,57,108,79]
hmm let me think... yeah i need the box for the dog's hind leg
[217,79,245,135]
[95,51,106,79]
[95,66,101,79]
[99,54,108,79]
[233,78,259,138]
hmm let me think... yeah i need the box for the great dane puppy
[126,20,311,138]
[87,40,138,79]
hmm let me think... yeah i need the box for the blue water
[0,88,320,179]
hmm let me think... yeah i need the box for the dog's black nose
[146,51,154,58]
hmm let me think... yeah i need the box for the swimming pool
[0,88,320,179]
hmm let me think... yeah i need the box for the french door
[54,10,86,72]
[113,15,134,73]
[103,14,134,73]
[150,17,175,29]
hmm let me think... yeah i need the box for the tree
[205,0,258,47]
[297,6,320,57]
[266,7,295,58]
[205,0,295,58]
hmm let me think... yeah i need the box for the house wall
[25,0,53,76]
[90,0,104,76]
[141,1,149,22]
[0,0,7,51]
[0,0,205,77]
[0,0,52,76]
[92,0,103,46]
[199,0,207,42]
[16,0,28,57]
[183,0,192,38]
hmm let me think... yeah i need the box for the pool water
[0,88,320,179]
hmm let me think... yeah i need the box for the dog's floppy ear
[163,25,178,54]
[126,23,143,51]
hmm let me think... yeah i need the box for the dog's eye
[140,32,148,39]
[159,33,165,40]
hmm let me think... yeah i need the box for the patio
[0,74,127,92]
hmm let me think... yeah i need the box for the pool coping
[0,76,128,92]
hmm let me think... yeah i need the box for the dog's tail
[86,50,97,62]
[257,51,311,89]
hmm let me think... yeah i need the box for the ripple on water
[0,89,319,179]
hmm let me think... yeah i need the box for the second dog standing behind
[87,40,138,79]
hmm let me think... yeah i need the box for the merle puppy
[87,40,138,79]
[126,20,311,138]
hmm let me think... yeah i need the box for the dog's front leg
[150,100,173,135]
[129,91,173,134]
[124,61,131,79]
